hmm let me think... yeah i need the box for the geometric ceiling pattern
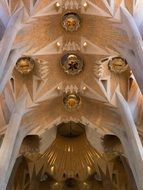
[0,0,143,190]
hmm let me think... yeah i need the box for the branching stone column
[116,92,143,190]
[0,94,28,190]
[0,7,29,93]
[114,7,143,93]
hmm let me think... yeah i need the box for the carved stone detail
[63,41,80,51]
[61,53,84,75]
[63,92,81,111]
[108,57,128,74]
[94,61,103,79]
[62,12,81,32]
[15,57,35,75]
[62,0,80,11]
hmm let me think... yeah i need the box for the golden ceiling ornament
[62,12,81,32]
[63,93,81,110]
[15,57,35,75]
[108,57,128,74]
[61,53,84,75]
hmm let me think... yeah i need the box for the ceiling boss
[61,53,84,75]
[62,12,81,32]
[108,57,128,74]
[15,57,35,75]
[63,93,81,111]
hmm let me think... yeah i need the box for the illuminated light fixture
[55,2,60,9]
[61,53,84,75]
[87,166,92,175]
[82,86,87,91]
[15,57,35,75]
[62,13,81,32]
[57,86,61,90]
[52,182,60,188]
[68,146,71,152]
[83,182,87,185]
[56,42,61,47]
[51,166,55,174]
[83,2,88,8]
[108,56,128,74]
[83,41,87,47]
[63,93,81,111]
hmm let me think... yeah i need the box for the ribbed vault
[1,0,143,190]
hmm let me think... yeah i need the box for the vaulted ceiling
[0,0,143,190]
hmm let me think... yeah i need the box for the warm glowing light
[56,42,61,47]
[57,86,61,90]
[83,2,88,8]
[55,2,60,8]
[83,42,87,47]
[83,86,87,91]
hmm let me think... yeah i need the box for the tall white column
[0,95,27,190]
[116,93,143,190]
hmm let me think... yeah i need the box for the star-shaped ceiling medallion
[61,53,84,75]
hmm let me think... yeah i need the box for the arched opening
[8,128,138,190]
[7,156,30,190]
[102,134,123,154]
[7,135,40,190]
[57,121,85,138]
[102,134,137,190]
[20,135,40,155]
